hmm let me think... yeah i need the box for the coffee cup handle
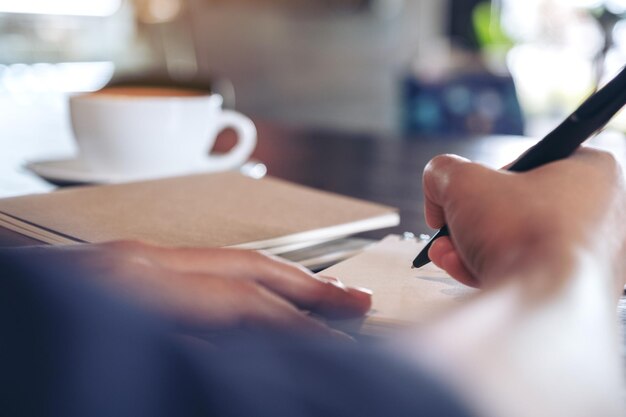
[205,110,257,171]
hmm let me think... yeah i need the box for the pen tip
[412,253,431,269]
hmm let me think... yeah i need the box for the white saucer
[25,157,267,185]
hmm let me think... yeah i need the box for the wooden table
[2,115,626,354]
[250,122,538,238]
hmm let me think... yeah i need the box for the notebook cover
[0,172,399,248]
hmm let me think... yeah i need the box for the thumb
[422,154,496,229]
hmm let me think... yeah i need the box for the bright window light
[0,0,122,17]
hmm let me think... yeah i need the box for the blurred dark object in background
[447,0,483,52]
[401,71,524,136]
[590,6,625,89]
[401,0,524,136]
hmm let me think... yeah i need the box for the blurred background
[2,0,626,143]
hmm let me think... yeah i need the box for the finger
[167,275,353,340]
[441,251,480,288]
[427,235,454,268]
[318,275,341,284]
[538,147,621,181]
[423,154,504,229]
[247,252,372,319]
[428,237,479,288]
[147,245,307,279]
[237,285,355,341]
[147,247,372,319]
[422,154,471,229]
[250,253,373,319]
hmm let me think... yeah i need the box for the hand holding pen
[412,65,626,269]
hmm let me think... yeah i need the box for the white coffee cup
[69,86,257,180]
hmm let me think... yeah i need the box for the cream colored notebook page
[323,235,477,333]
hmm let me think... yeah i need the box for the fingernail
[322,277,347,290]
[319,275,340,283]
[351,286,373,296]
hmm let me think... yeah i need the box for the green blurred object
[472,1,513,51]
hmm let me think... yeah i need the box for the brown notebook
[0,172,399,249]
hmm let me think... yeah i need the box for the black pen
[412,65,626,269]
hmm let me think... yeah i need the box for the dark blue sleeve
[192,333,475,417]
[0,251,474,417]
[0,251,209,417]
